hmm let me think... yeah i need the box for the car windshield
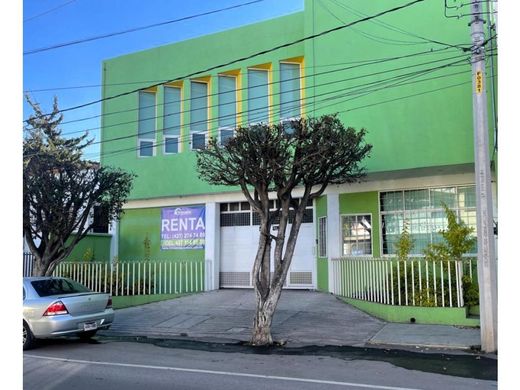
[31,278,91,297]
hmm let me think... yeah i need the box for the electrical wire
[25,46,494,160]
[318,0,426,46]
[48,46,457,132]
[330,0,469,51]
[24,0,77,23]
[37,50,470,138]
[24,49,452,94]
[66,55,482,159]
[25,56,471,161]
[23,0,265,55]
[25,0,428,120]
[91,70,480,160]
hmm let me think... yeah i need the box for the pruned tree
[23,97,136,276]
[196,115,372,345]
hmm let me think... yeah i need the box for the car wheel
[78,330,97,340]
[23,321,35,351]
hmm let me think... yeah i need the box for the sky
[22,0,303,160]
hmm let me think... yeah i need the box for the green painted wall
[303,0,483,174]
[101,13,305,200]
[65,234,112,262]
[100,1,496,202]
[315,195,328,291]
[118,207,204,261]
[112,294,183,309]
[342,297,480,327]
[339,191,381,257]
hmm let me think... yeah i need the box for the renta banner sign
[161,206,206,250]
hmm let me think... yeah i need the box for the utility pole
[469,0,497,353]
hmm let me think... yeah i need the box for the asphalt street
[23,338,497,390]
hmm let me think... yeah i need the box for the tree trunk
[251,285,283,345]
[32,254,59,277]
[32,260,46,277]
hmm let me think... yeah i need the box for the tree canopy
[197,114,372,345]
[23,97,135,276]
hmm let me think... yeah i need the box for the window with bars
[380,185,477,255]
[138,90,156,157]
[342,214,372,256]
[318,216,327,257]
[221,200,313,227]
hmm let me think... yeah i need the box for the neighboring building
[100,0,497,293]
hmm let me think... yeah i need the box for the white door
[219,201,315,289]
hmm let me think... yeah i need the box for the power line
[91,68,483,160]
[318,0,426,46]
[24,0,77,23]
[75,56,478,157]
[23,0,265,56]
[26,0,428,120]
[330,0,469,51]
[46,50,469,137]
[26,45,493,155]
[50,46,457,131]
[25,55,472,160]
[24,50,450,94]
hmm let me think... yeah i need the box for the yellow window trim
[165,80,183,88]
[191,76,211,83]
[248,62,272,71]
[219,69,240,77]
[141,86,157,93]
[281,56,304,64]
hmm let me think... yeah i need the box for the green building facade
[99,0,497,321]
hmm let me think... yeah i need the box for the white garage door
[219,200,315,289]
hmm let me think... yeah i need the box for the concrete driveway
[101,289,385,346]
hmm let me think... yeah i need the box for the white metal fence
[331,257,477,308]
[48,260,211,296]
[23,252,34,277]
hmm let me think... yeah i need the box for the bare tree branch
[196,114,372,346]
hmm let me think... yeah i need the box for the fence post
[447,261,452,308]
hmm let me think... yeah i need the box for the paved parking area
[101,289,386,346]
[100,289,483,351]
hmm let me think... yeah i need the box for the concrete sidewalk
[100,289,481,352]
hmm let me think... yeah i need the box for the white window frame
[218,126,235,145]
[341,213,373,257]
[378,185,477,257]
[280,117,300,135]
[138,139,155,158]
[163,135,180,155]
[191,131,207,150]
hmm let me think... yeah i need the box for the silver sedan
[23,276,114,350]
